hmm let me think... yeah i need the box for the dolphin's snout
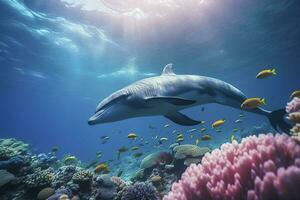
[88,118,96,125]
[88,113,100,125]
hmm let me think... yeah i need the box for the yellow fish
[233,128,239,132]
[160,137,168,142]
[212,119,225,128]
[201,134,212,141]
[64,156,76,163]
[95,163,110,174]
[176,137,184,143]
[128,133,138,139]
[291,90,300,98]
[256,68,276,79]
[195,138,199,145]
[241,98,266,109]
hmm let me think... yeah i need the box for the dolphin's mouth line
[88,106,112,125]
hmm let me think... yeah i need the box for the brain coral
[164,134,300,200]
[24,168,54,189]
[120,182,159,200]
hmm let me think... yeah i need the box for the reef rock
[286,97,300,143]
[91,174,117,200]
[140,152,173,169]
[37,187,55,200]
[172,144,210,166]
[0,155,29,173]
[0,169,15,188]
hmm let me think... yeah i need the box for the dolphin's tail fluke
[268,108,292,133]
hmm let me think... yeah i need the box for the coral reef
[140,152,173,169]
[24,167,54,190]
[111,176,126,189]
[286,97,300,113]
[116,182,159,200]
[52,165,77,188]
[291,124,300,140]
[72,169,93,191]
[0,138,28,161]
[172,144,210,166]
[91,174,117,200]
[164,134,300,200]
[286,97,300,143]
[47,188,72,200]
[0,155,29,174]
[31,153,57,169]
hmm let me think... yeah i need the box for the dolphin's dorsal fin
[161,63,176,75]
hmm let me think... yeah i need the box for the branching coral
[164,134,300,200]
[286,97,300,143]
[286,97,300,113]
[24,167,54,189]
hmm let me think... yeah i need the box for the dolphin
[88,64,291,132]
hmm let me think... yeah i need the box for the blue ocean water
[0,0,300,167]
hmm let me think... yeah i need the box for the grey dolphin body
[88,64,290,132]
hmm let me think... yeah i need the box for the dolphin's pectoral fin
[146,97,196,106]
[164,111,202,126]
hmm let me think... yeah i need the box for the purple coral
[164,134,300,200]
[121,182,159,200]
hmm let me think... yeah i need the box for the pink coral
[286,97,300,113]
[286,98,300,143]
[164,134,300,200]
[111,176,126,188]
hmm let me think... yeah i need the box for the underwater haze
[1,0,300,161]
[0,1,300,198]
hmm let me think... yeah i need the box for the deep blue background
[0,0,299,164]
